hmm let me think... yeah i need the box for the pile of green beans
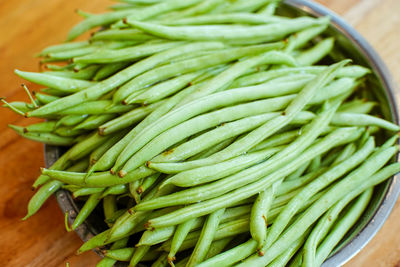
[4,0,400,266]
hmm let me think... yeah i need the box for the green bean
[96,237,129,267]
[53,126,86,137]
[277,168,327,196]
[105,247,134,261]
[115,78,310,175]
[236,146,397,266]
[308,154,321,172]
[90,131,127,165]
[162,146,282,186]
[40,88,70,97]
[331,142,357,165]
[101,184,128,198]
[91,29,153,42]
[198,239,257,267]
[285,23,329,53]
[71,190,104,230]
[268,229,311,267]
[42,166,154,188]
[126,72,202,104]
[288,251,304,267]
[251,180,280,252]
[77,229,116,254]
[69,132,113,161]
[205,237,234,260]
[73,187,104,198]
[137,173,160,194]
[146,61,349,174]
[107,247,162,262]
[38,41,90,56]
[226,0,275,12]
[2,101,34,115]
[250,129,300,152]
[109,3,143,10]
[103,195,117,227]
[331,112,400,131]
[302,188,373,267]
[286,160,311,181]
[113,43,282,104]
[162,13,291,26]
[55,100,133,116]
[188,136,236,161]
[67,158,90,173]
[32,147,73,189]
[57,115,89,127]
[11,128,75,146]
[230,65,369,89]
[104,209,127,225]
[44,65,101,80]
[73,114,116,130]
[151,252,168,267]
[27,42,226,118]
[186,208,225,266]
[23,180,63,220]
[129,179,142,203]
[138,224,193,247]
[62,185,81,193]
[258,1,279,15]
[33,92,60,104]
[55,124,84,138]
[98,101,163,135]
[44,63,74,71]
[126,17,322,43]
[338,99,376,114]
[162,0,225,20]
[21,121,56,133]
[265,136,375,248]
[144,127,362,227]
[15,70,95,93]
[93,62,131,81]
[128,245,150,266]
[297,38,335,66]
[46,46,99,61]
[168,218,197,263]
[74,41,183,64]
[67,11,139,41]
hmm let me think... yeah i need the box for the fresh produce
[3,0,400,266]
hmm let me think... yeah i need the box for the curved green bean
[186,208,225,266]
[126,17,323,43]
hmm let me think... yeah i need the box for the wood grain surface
[0,0,399,266]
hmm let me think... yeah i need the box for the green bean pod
[15,70,95,92]
[167,218,197,263]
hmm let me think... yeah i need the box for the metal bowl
[49,0,400,265]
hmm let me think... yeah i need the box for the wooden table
[0,0,399,266]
